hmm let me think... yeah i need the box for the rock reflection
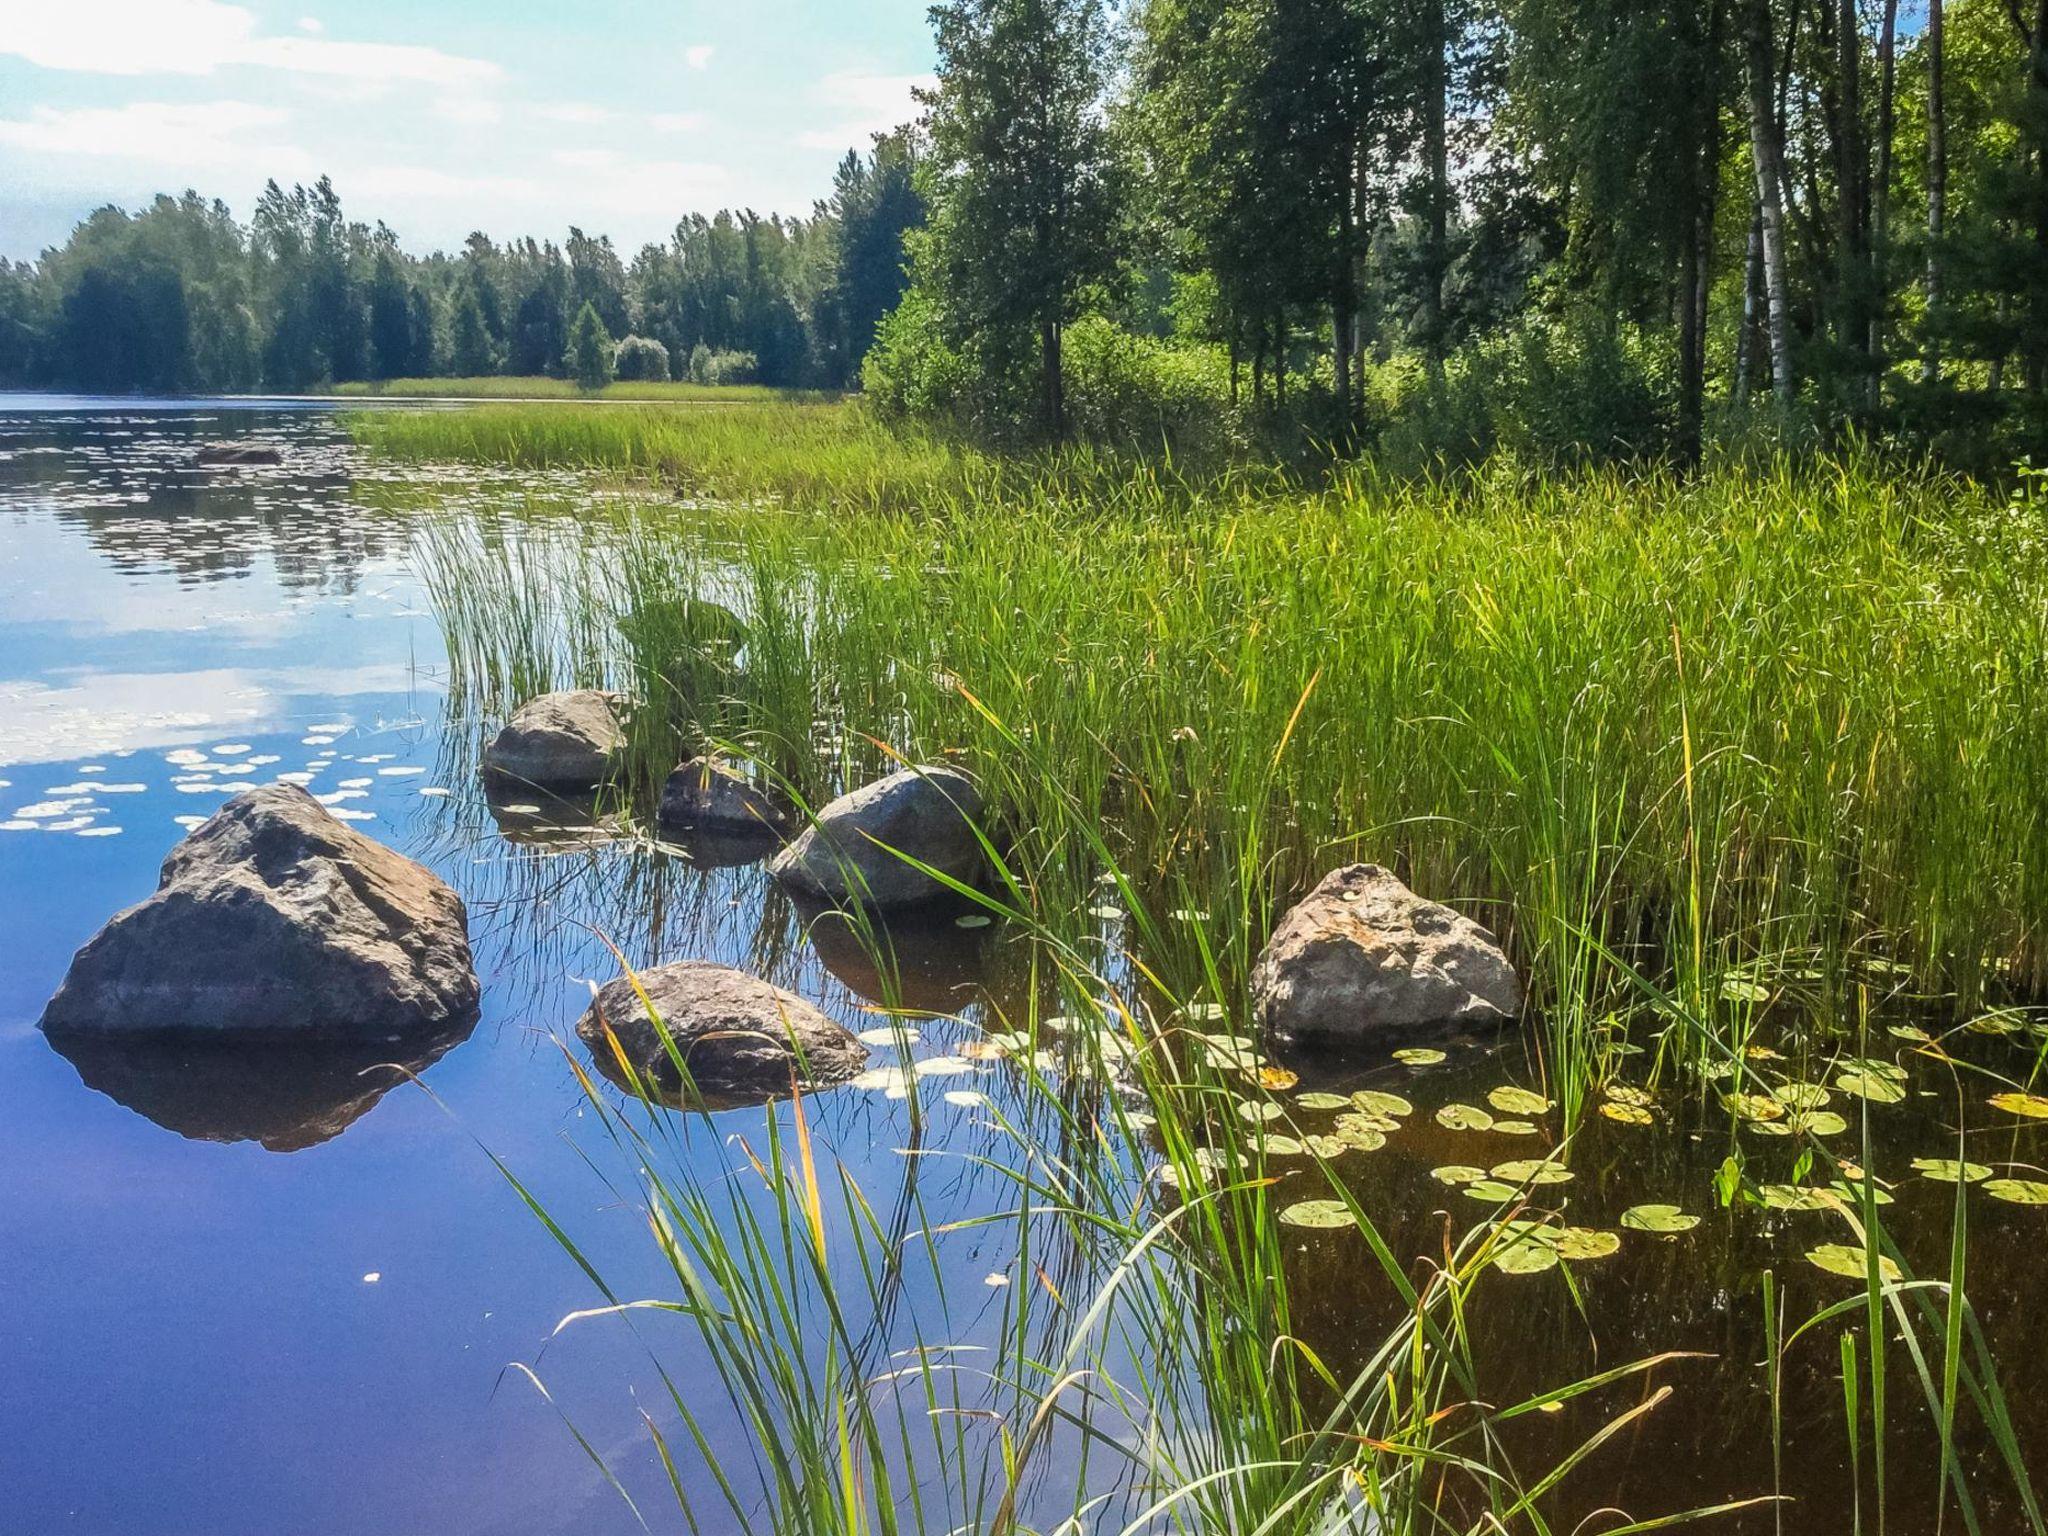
[47,1018,475,1152]
[797,897,999,1016]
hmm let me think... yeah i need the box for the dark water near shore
[3,398,2044,1534]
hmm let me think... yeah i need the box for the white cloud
[0,0,500,86]
[684,43,714,70]
[537,101,618,125]
[648,111,706,133]
[0,100,302,169]
[296,15,322,32]
[434,95,503,127]
[794,68,933,150]
[346,165,538,201]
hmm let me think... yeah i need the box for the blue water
[0,401,1012,1535]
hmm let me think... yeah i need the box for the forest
[4,0,2045,473]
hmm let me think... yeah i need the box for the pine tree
[566,300,614,390]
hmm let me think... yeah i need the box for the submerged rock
[1252,864,1520,1044]
[657,756,790,836]
[39,784,478,1038]
[576,960,865,1106]
[769,765,988,909]
[798,897,995,1015]
[193,442,284,466]
[480,689,626,788]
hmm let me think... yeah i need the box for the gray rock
[194,442,284,466]
[480,689,626,788]
[576,960,865,1106]
[1252,865,1520,1044]
[40,785,478,1039]
[657,756,790,835]
[768,765,988,908]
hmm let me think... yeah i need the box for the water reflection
[47,1018,476,1153]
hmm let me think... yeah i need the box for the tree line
[0,131,922,395]
[868,0,2048,469]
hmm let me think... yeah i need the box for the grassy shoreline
[325,375,835,403]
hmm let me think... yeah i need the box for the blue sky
[0,0,936,261]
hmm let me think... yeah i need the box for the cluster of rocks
[41,685,1521,1135]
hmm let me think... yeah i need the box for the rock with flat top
[481,689,626,788]
[39,784,478,1039]
[768,765,987,908]
[1252,864,1520,1044]
[657,756,790,835]
[576,960,864,1105]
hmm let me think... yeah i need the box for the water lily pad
[1088,905,1124,921]
[1304,1134,1351,1159]
[1352,1090,1413,1119]
[1989,1092,2048,1120]
[1393,1047,1446,1066]
[1982,1178,2048,1205]
[1806,1244,1901,1282]
[1260,1066,1300,1091]
[1492,1119,1542,1136]
[1332,1114,1390,1151]
[943,1089,988,1108]
[1887,1024,1933,1042]
[1431,1164,1488,1186]
[1491,1158,1574,1186]
[1236,1099,1282,1123]
[1555,1227,1621,1261]
[1294,1091,1351,1111]
[1910,1157,1990,1184]
[1599,1101,1655,1126]
[1493,1240,1560,1275]
[1839,1056,1909,1082]
[1436,1103,1495,1132]
[1772,1082,1832,1111]
[1280,1199,1357,1229]
[1724,1092,1785,1124]
[857,1026,921,1046]
[1488,1086,1552,1117]
[1621,1203,1699,1233]
[1720,978,1770,1003]
[954,914,992,929]
[1259,1134,1306,1156]
[1604,1084,1654,1108]
[915,1056,974,1077]
[1835,1070,1907,1104]
[1461,1179,1521,1202]
[1967,1010,2024,1036]
[1758,1184,1840,1211]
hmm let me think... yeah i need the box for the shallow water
[3,398,2044,1534]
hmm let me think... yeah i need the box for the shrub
[612,334,670,383]
[687,343,757,386]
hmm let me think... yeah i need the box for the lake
[3,397,2043,1535]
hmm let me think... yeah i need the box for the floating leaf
[1279,1199,1357,1230]
[1294,1091,1351,1111]
[1436,1103,1495,1132]
[1236,1100,1282,1124]
[1967,1010,2024,1036]
[1910,1157,1990,1184]
[1983,1178,2048,1205]
[942,1089,988,1108]
[1887,1024,1933,1042]
[1724,1093,1785,1124]
[1772,1082,1832,1111]
[1835,1070,1907,1104]
[1758,1184,1840,1211]
[1720,978,1770,1003]
[1493,1240,1560,1275]
[1750,1110,1849,1138]
[915,1056,974,1077]
[1088,905,1124,921]
[1332,1114,1390,1151]
[857,1026,921,1046]
[1491,1159,1574,1187]
[1304,1134,1351,1159]
[1599,1101,1655,1126]
[953,914,992,929]
[1488,1086,1553,1117]
[1555,1227,1621,1261]
[1989,1092,2048,1120]
[1393,1047,1446,1067]
[1806,1244,1901,1282]
[1492,1118,1541,1136]
[1838,1056,1909,1083]
[1431,1164,1488,1186]
[1747,1045,1785,1061]
[1352,1090,1413,1119]
[1461,1179,1521,1202]
[1604,1084,1654,1108]
[1260,1066,1301,1091]
[1259,1134,1306,1156]
[1621,1203,1699,1233]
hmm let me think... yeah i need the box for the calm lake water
[2,397,2043,1534]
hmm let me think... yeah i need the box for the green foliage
[565,301,615,391]
[611,334,670,383]
[686,343,757,386]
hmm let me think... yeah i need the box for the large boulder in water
[657,755,790,836]
[1252,865,1520,1045]
[39,785,478,1039]
[576,960,865,1106]
[480,689,626,788]
[768,765,988,909]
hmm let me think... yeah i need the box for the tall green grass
[326,376,819,403]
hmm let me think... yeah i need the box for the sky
[0,0,937,262]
